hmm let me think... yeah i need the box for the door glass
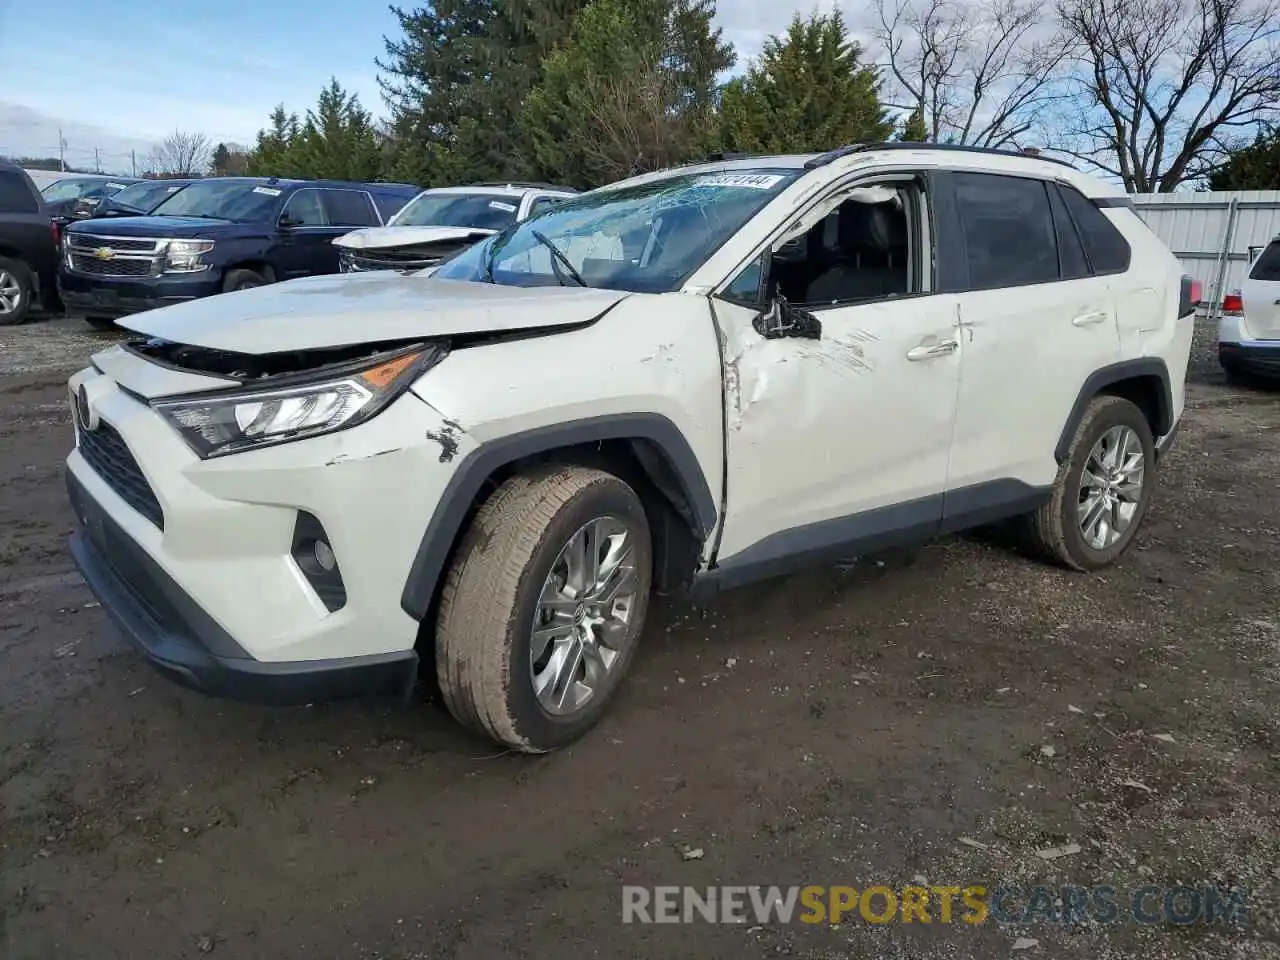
[281,189,328,227]
[0,172,38,214]
[954,173,1058,289]
[323,190,378,227]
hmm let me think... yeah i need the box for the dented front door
[710,294,963,566]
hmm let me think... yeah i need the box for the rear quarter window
[0,171,39,214]
[1060,187,1132,274]
[1248,241,1280,282]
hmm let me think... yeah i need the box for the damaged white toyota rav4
[66,144,1196,752]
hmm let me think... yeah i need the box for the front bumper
[1219,340,1280,378]
[58,270,221,318]
[68,471,418,704]
[65,358,476,705]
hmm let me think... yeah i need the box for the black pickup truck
[0,161,61,325]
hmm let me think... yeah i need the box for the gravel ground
[1,315,1278,960]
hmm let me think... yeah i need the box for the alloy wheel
[1077,424,1145,550]
[0,269,22,316]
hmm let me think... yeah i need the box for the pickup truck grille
[339,247,453,273]
[65,235,164,279]
[75,418,165,530]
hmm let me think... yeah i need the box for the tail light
[1222,289,1244,316]
[1179,275,1202,318]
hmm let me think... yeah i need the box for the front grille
[68,254,157,277]
[65,235,163,278]
[339,248,452,273]
[76,419,165,530]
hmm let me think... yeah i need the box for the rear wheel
[1017,395,1155,571]
[85,316,116,332]
[435,466,653,752]
[0,257,34,326]
[222,268,267,293]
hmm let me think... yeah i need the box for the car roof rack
[803,141,1076,170]
[467,181,579,192]
[703,152,774,161]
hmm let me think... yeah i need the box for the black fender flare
[399,413,718,621]
[1054,358,1173,463]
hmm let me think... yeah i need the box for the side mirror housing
[753,294,821,340]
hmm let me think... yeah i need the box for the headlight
[152,344,447,458]
[164,239,215,274]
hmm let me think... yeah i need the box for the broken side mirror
[753,293,821,340]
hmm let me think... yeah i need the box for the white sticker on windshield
[166,185,182,192]
[489,200,517,212]
[106,183,126,190]
[253,186,282,197]
[694,173,784,190]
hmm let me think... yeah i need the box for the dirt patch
[1,317,1278,959]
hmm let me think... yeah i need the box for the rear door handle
[906,339,959,361]
[1072,310,1109,327]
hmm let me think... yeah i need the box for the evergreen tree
[716,11,891,156]
[291,79,383,181]
[1208,127,1280,191]
[898,107,928,142]
[246,105,302,177]
[522,0,734,188]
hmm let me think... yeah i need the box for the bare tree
[872,0,1072,147]
[1054,0,1280,192]
[145,130,211,177]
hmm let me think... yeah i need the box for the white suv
[333,182,577,273]
[64,145,1196,752]
[1218,237,1280,381]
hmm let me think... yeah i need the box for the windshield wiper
[529,229,588,287]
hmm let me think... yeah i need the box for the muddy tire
[435,466,653,752]
[1017,395,1155,571]
[222,268,267,293]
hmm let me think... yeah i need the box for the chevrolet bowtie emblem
[93,247,115,260]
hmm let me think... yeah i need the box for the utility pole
[94,147,101,172]
[131,150,137,177]
[58,128,66,171]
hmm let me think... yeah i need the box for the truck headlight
[152,343,448,458]
[164,239,215,274]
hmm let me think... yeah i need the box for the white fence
[1132,191,1280,320]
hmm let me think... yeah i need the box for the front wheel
[435,466,653,752]
[222,268,267,293]
[0,257,34,326]
[1017,395,1155,571]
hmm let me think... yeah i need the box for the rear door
[1241,240,1280,340]
[940,171,1122,512]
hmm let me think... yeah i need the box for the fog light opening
[291,511,347,613]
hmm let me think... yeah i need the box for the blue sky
[0,0,829,174]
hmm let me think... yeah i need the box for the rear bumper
[58,270,221,318]
[67,469,419,705]
[1219,341,1280,378]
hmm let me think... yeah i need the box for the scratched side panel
[712,296,962,562]
[410,292,727,560]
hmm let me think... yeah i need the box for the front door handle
[1072,310,1109,326]
[906,339,959,361]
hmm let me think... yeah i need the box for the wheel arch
[1054,359,1173,463]
[399,413,718,626]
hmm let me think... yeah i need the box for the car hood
[333,225,498,250]
[117,271,630,353]
[68,216,243,239]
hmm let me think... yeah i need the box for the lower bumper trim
[1220,341,1280,377]
[68,475,419,707]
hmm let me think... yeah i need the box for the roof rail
[467,181,579,192]
[703,152,773,162]
[804,141,1077,170]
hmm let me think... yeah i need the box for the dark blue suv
[58,177,421,329]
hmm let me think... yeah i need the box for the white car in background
[333,182,578,273]
[1219,236,1280,382]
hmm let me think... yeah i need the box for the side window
[724,181,921,309]
[954,173,1058,288]
[1060,187,1132,274]
[0,171,38,214]
[280,189,328,227]
[1048,184,1089,281]
[323,189,379,227]
[528,195,567,217]
[1249,240,1280,281]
